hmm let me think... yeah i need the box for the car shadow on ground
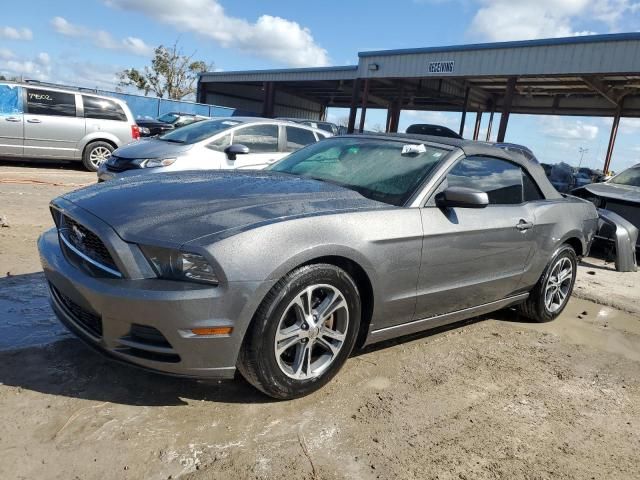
[0,269,568,407]
[0,159,86,171]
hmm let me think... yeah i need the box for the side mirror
[224,144,250,161]
[435,187,489,209]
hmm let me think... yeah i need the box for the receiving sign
[428,61,455,74]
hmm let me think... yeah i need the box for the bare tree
[118,41,213,100]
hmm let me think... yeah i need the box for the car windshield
[157,119,243,144]
[268,137,448,206]
[610,166,640,187]
[158,113,180,124]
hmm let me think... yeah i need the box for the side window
[447,156,523,205]
[0,84,23,114]
[523,172,544,201]
[26,89,76,117]
[82,96,127,121]
[285,126,317,152]
[207,133,231,152]
[233,124,279,153]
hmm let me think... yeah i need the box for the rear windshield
[269,137,448,206]
[157,119,242,144]
[610,167,640,187]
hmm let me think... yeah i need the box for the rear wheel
[238,264,360,399]
[519,244,577,322]
[82,141,114,172]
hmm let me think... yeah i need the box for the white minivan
[97,117,330,182]
[0,81,139,171]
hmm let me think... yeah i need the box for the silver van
[0,82,139,171]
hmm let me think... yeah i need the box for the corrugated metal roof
[200,65,358,83]
[358,32,640,57]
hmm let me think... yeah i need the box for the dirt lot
[1,162,639,480]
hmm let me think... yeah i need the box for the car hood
[61,171,386,247]
[113,138,193,159]
[581,182,640,203]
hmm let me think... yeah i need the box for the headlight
[139,127,151,135]
[140,245,219,285]
[132,158,177,168]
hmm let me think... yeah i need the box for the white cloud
[51,17,153,56]
[0,52,52,81]
[541,116,599,140]
[466,0,639,41]
[104,0,330,67]
[51,16,85,36]
[0,48,15,60]
[0,26,33,41]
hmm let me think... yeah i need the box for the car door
[284,125,320,153]
[23,88,85,159]
[415,155,538,319]
[224,123,282,169]
[0,83,24,157]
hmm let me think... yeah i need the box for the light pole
[578,147,589,169]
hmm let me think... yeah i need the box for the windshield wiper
[159,138,185,144]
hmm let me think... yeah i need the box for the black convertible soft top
[344,133,563,201]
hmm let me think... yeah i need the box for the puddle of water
[0,273,71,351]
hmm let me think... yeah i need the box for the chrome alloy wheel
[544,257,573,313]
[274,284,349,380]
[89,146,112,167]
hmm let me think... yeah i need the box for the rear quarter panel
[519,197,598,290]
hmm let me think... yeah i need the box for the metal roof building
[198,33,640,171]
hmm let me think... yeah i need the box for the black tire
[238,264,361,399]
[518,244,577,322]
[82,141,114,172]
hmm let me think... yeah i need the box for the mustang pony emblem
[71,225,86,244]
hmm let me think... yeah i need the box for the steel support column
[347,79,361,134]
[261,82,275,117]
[459,86,470,137]
[473,111,483,140]
[389,85,404,133]
[485,103,495,141]
[359,79,370,133]
[604,103,623,174]
[385,108,392,132]
[497,77,516,142]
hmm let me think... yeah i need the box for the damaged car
[39,134,598,399]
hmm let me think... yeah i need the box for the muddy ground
[1,162,639,480]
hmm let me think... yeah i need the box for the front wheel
[82,141,114,172]
[238,264,361,399]
[519,244,577,322]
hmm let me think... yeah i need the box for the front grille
[51,284,103,338]
[60,215,119,273]
[106,155,137,173]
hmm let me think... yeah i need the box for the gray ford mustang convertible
[39,134,598,399]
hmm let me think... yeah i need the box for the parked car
[0,81,139,171]
[135,117,175,137]
[406,124,462,139]
[40,134,598,399]
[97,117,330,181]
[278,118,339,136]
[548,162,576,192]
[572,163,640,249]
[157,112,208,128]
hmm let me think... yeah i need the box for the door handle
[516,219,534,231]
[27,118,42,123]
[5,117,21,122]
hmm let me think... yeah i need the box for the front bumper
[38,228,270,379]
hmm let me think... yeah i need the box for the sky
[1,0,640,171]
